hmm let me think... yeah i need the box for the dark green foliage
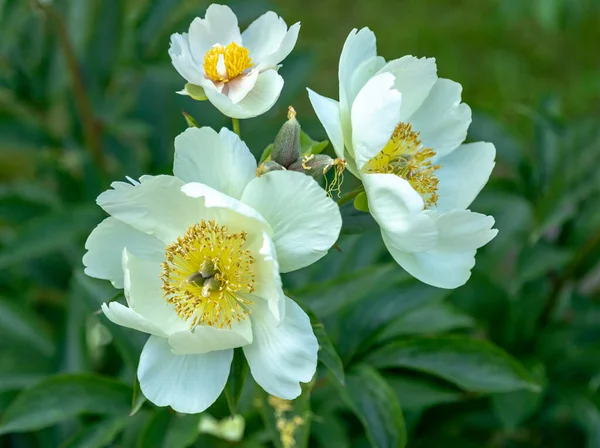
[1,0,600,447]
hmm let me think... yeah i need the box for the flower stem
[232,118,241,137]
[336,187,363,206]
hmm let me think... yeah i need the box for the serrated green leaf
[225,348,248,416]
[340,365,406,448]
[0,374,131,435]
[368,336,539,393]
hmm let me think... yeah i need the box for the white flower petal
[436,142,496,212]
[204,70,283,119]
[384,242,476,289]
[180,182,270,235]
[307,88,344,159]
[242,11,288,62]
[362,173,437,252]
[101,302,167,337]
[257,22,300,69]
[123,249,187,335]
[188,4,241,57]
[168,319,253,355]
[226,69,259,104]
[138,335,232,414]
[240,171,342,273]
[431,210,497,251]
[253,232,286,323]
[410,78,472,160]
[351,72,403,169]
[347,55,386,107]
[169,33,206,85]
[243,297,317,399]
[97,175,200,244]
[173,127,256,199]
[338,28,377,112]
[83,217,163,289]
[378,56,437,121]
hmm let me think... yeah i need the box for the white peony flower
[169,4,300,119]
[83,127,341,413]
[308,28,498,289]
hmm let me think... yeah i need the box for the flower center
[203,42,253,83]
[160,220,255,329]
[363,122,440,208]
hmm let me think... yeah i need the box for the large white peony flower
[308,28,498,289]
[169,4,300,119]
[83,127,341,413]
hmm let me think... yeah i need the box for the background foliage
[1,0,600,446]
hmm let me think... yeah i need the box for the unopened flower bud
[288,154,335,178]
[271,106,301,168]
[256,161,285,177]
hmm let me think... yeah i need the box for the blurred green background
[1,0,600,447]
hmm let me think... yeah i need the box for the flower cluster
[83,4,497,414]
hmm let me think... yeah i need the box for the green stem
[232,118,241,137]
[336,188,363,206]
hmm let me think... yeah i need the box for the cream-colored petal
[240,171,342,273]
[410,78,471,160]
[168,33,206,85]
[242,11,287,62]
[226,69,259,104]
[243,297,317,399]
[436,142,496,212]
[96,175,201,244]
[188,4,241,57]
[83,217,163,289]
[168,319,253,355]
[174,127,256,199]
[307,88,344,160]
[256,22,300,69]
[204,70,283,119]
[351,73,403,169]
[138,336,232,414]
[101,302,167,338]
[338,28,377,113]
[378,55,437,121]
[362,173,437,252]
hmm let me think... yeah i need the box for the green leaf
[339,202,378,235]
[340,365,406,448]
[184,83,207,101]
[367,335,539,393]
[131,376,146,416]
[225,348,248,416]
[374,302,474,342]
[137,408,171,448]
[386,375,463,411]
[181,110,199,128]
[291,264,399,318]
[303,307,345,386]
[60,416,129,448]
[0,296,54,357]
[353,192,369,212]
[0,374,132,435]
[164,414,201,448]
[0,204,101,270]
[300,130,329,155]
[259,143,273,164]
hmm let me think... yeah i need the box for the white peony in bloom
[169,4,300,119]
[308,28,498,289]
[83,127,341,413]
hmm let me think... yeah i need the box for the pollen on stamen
[363,122,440,208]
[203,42,253,83]
[160,220,255,329]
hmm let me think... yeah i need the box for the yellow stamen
[203,42,253,83]
[363,122,440,208]
[160,220,255,329]
[325,158,346,199]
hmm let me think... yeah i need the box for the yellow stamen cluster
[161,220,255,329]
[203,42,253,82]
[363,122,440,208]
[268,396,305,448]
